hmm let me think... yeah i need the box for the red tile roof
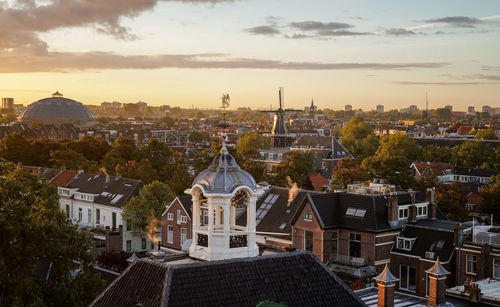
[457,125,474,136]
[50,170,78,187]
[412,162,452,176]
[309,174,329,191]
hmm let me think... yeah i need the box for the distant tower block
[468,106,475,114]
[1,97,14,114]
[345,104,353,112]
[376,105,384,113]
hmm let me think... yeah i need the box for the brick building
[161,196,192,250]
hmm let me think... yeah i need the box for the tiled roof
[50,170,78,187]
[91,251,366,307]
[309,174,329,191]
[177,196,193,218]
[412,162,452,176]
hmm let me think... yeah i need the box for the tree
[1,113,17,124]
[189,131,210,145]
[474,129,498,140]
[361,134,419,188]
[414,172,439,193]
[68,135,111,161]
[480,175,500,223]
[138,139,172,178]
[123,181,176,237]
[340,116,379,159]
[421,145,452,163]
[236,131,270,159]
[267,150,314,187]
[432,108,452,121]
[49,149,89,170]
[451,141,492,168]
[0,133,34,164]
[0,163,104,306]
[435,182,469,222]
[331,158,368,188]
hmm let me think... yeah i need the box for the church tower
[186,143,265,261]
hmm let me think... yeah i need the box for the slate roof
[90,251,366,307]
[66,173,143,208]
[291,135,352,159]
[293,191,442,233]
[20,96,95,120]
[391,219,465,262]
[237,187,319,240]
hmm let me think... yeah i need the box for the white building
[186,143,265,261]
[58,172,154,252]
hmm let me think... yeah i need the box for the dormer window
[398,207,409,219]
[397,237,415,251]
[417,204,428,217]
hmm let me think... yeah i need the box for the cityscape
[1,1,500,307]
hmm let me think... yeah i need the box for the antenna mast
[221,93,230,143]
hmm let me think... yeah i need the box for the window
[141,238,146,249]
[96,209,100,224]
[466,254,477,274]
[181,228,187,245]
[397,237,414,251]
[399,207,409,219]
[167,213,174,221]
[304,213,313,221]
[87,208,92,223]
[349,233,361,258]
[65,204,70,219]
[181,215,187,223]
[167,226,174,244]
[346,208,366,218]
[494,259,500,279]
[177,210,182,224]
[417,205,428,217]
[126,240,131,252]
[78,208,82,222]
[304,230,313,252]
[400,265,416,291]
[202,210,209,225]
[112,212,116,230]
[331,231,338,257]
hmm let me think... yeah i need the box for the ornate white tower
[186,143,265,261]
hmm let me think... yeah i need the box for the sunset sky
[1,0,499,111]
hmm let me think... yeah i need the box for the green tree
[432,108,453,121]
[421,145,452,163]
[340,116,379,159]
[0,163,104,306]
[236,131,270,159]
[49,149,90,170]
[95,116,110,125]
[480,175,500,223]
[188,131,210,145]
[123,181,175,237]
[331,158,368,188]
[451,141,493,168]
[68,135,111,161]
[192,148,215,174]
[0,133,34,164]
[361,134,419,188]
[1,113,17,124]
[267,150,314,187]
[435,182,469,222]
[414,172,439,193]
[474,129,498,140]
[138,139,172,178]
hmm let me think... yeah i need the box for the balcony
[329,254,367,267]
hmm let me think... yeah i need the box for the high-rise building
[345,105,352,112]
[483,105,492,113]
[1,97,14,114]
[376,105,384,113]
[444,105,453,111]
[468,106,475,114]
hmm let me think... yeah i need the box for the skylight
[256,193,280,226]
[346,208,366,218]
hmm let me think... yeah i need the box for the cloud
[470,74,500,81]
[385,28,417,36]
[393,81,498,86]
[245,25,280,36]
[425,16,485,28]
[481,65,500,72]
[289,21,352,31]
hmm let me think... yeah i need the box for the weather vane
[221,93,230,142]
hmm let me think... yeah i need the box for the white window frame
[167,212,174,221]
[399,206,409,219]
[400,265,417,292]
[87,208,92,223]
[126,240,132,252]
[494,259,500,279]
[466,254,477,275]
[181,215,187,223]
[304,213,313,221]
[417,204,428,217]
[181,228,187,245]
[177,209,182,224]
[167,226,174,244]
[396,237,415,251]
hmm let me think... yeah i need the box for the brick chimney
[374,264,398,307]
[453,223,463,247]
[426,257,450,307]
[409,190,417,223]
[387,192,398,226]
[426,188,436,219]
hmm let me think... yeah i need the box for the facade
[376,105,384,113]
[291,184,445,287]
[57,172,149,252]
[19,91,96,127]
[186,143,265,261]
[1,97,14,114]
[345,105,353,112]
[161,196,192,250]
[439,166,500,185]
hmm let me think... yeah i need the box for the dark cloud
[394,81,498,85]
[317,30,371,37]
[283,33,311,39]
[425,16,484,28]
[385,28,417,36]
[289,21,353,31]
[245,25,280,36]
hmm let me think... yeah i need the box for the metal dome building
[19,91,96,126]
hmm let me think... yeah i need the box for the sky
[0,0,499,111]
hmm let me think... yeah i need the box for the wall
[292,201,324,261]
[161,199,192,250]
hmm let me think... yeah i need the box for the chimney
[387,192,398,225]
[426,257,450,307]
[374,264,398,307]
[427,188,436,219]
[409,190,417,222]
[454,223,463,247]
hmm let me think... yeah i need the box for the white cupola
[186,143,265,261]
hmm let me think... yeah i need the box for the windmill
[260,87,301,148]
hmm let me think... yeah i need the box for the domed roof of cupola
[192,143,257,194]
